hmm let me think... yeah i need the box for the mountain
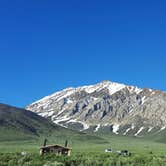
[0,103,105,143]
[26,80,166,137]
[0,103,64,141]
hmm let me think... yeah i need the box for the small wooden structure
[40,140,72,156]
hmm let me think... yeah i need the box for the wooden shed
[40,144,72,156]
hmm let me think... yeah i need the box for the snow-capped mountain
[26,80,166,136]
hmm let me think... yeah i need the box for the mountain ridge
[26,80,166,137]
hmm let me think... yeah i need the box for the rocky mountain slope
[26,80,166,137]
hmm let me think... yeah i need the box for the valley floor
[0,135,166,165]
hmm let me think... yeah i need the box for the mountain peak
[30,80,126,106]
[26,80,166,137]
[100,80,112,84]
[98,80,123,85]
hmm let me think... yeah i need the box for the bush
[0,152,166,166]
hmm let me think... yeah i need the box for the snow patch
[66,119,77,123]
[112,124,120,134]
[56,109,66,117]
[38,109,55,117]
[66,99,73,104]
[160,126,166,131]
[81,81,126,95]
[47,111,55,117]
[53,116,71,124]
[151,92,156,95]
[39,112,49,117]
[123,124,134,135]
[149,89,153,92]
[94,124,101,132]
[83,85,99,93]
[66,119,89,131]
[29,88,75,106]
[123,128,131,135]
[141,96,146,104]
[128,105,134,113]
[134,127,144,136]
[92,97,99,101]
[128,86,142,94]
[103,123,109,126]
[148,127,153,132]
[79,121,89,131]
[32,95,52,105]
[108,84,125,95]
[135,87,142,94]
[131,124,135,129]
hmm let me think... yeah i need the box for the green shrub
[0,161,7,166]
[0,152,166,166]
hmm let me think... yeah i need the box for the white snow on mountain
[94,124,101,132]
[160,126,166,131]
[123,128,131,135]
[141,96,146,104]
[39,112,49,117]
[134,127,144,136]
[131,124,135,130]
[29,81,127,106]
[53,116,71,124]
[148,127,153,132]
[79,122,89,131]
[112,124,120,134]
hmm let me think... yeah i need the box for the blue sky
[0,0,166,107]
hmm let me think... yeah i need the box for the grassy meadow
[0,134,166,165]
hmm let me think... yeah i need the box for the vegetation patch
[0,152,166,166]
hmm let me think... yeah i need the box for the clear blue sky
[0,0,166,107]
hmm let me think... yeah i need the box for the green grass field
[0,134,166,166]
[1,134,166,154]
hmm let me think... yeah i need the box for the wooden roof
[40,144,72,150]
